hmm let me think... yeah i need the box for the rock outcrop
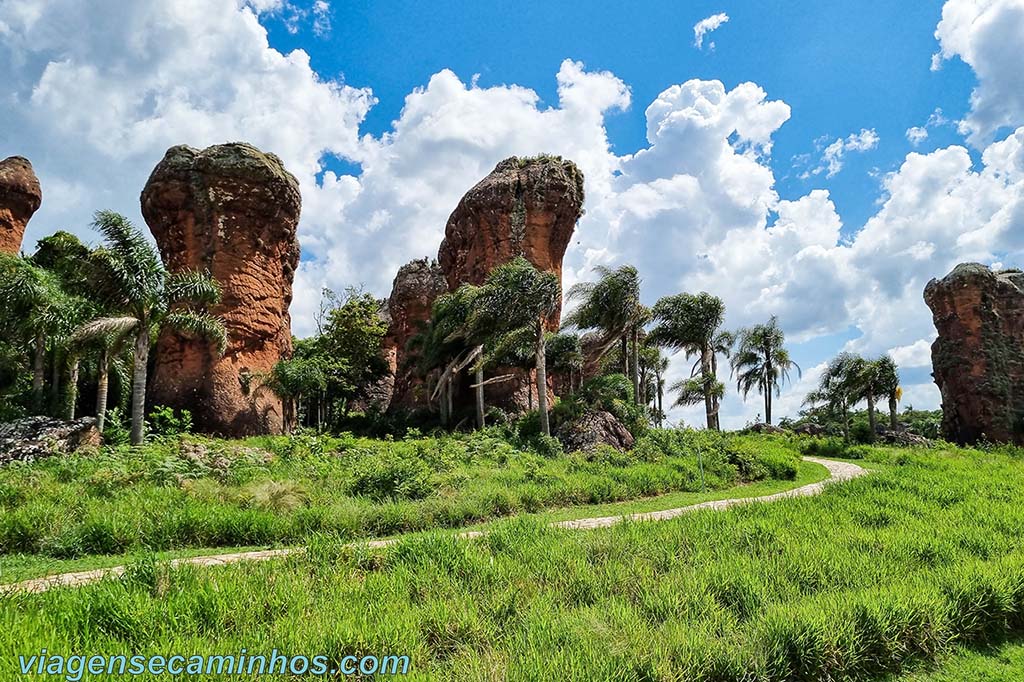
[141,143,301,436]
[0,417,100,465]
[555,410,636,453]
[385,258,448,409]
[438,155,584,327]
[924,263,1024,444]
[0,156,42,255]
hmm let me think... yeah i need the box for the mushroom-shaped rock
[0,156,42,255]
[437,155,584,327]
[924,263,1024,444]
[141,143,301,436]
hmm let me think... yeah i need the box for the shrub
[146,406,193,438]
[348,449,434,501]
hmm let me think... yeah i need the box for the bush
[347,449,434,501]
[146,406,193,438]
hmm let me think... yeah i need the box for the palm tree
[67,320,136,430]
[648,292,728,430]
[414,284,482,427]
[638,344,669,426]
[805,352,864,441]
[467,257,560,436]
[564,265,644,403]
[731,317,800,425]
[0,254,85,413]
[546,331,584,396]
[72,211,226,445]
[265,356,327,433]
[875,355,902,429]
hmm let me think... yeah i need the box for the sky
[2,0,1023,427]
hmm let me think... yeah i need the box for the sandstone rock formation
[438,155,584,327]
[924,263,1024,444]
[141,143,301,436]
[384,258,448,409]
[0,156,42,255]
[0,416,100,465]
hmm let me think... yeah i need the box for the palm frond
[166,270,222,306]
[165,311,228,354]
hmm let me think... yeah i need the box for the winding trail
[2,457,867,595]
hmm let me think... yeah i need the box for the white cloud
[906,107,951,146]
[906,126,929,146]
[807,128,880,177]
[693,12,729,50]
[933,0,1024,146]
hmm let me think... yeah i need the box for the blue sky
[260,0,976,230]
[3,0,1023,426]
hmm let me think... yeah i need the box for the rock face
[924,263,1024,444]
[141,143,301,436]
[438,155,584,327]
[385,258,448,409]
[555,410,636,453]
[0,417,100,465]
[0,156,42,255]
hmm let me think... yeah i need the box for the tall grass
[2,445,1023,680]
[0,429,799,559]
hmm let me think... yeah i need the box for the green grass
[0,428,801,561]
[0,460,829,584]
[894,640,1024,680]
[3,444,1023,680]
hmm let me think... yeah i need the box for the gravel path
[2,457,866,595]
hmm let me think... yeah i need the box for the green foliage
[101,407,131,447]
[145,405,193,438]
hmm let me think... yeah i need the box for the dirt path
[2,457,866,595]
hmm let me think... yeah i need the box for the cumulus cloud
[906,127,929,146]
[906,108,951,146]
[805,128,880,178]
[693,12,730,50]
[932,0,1024,146]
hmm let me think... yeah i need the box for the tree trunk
[630,325,640,404]
[866,391,877,441]
[445,377,453,428]
[130,326,149,446]
[32,332,46,413]
[49,349,61,414]
[526,371,534,411]
[701,344,716,431]
[657,380,664,428]
[475,360,485,430]
[889,393,899,429]
[96,348,110,432]
[841,400,850,442]
[66,356,80,420]
[536,319,550,437]
[621,335,628,376]
[765,351,773,425]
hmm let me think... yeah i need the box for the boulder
[924,263,1024,444]
[556,409,636,453]
[141,143,301,436]
[793,422,827,437]
[0,416,100,465]
[746,422,785,435]
[0,156,42,255]
[876,428,931,448]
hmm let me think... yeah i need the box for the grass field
[894,639,1024,680]
[0,428,800,563]
[3,441,1023,680]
